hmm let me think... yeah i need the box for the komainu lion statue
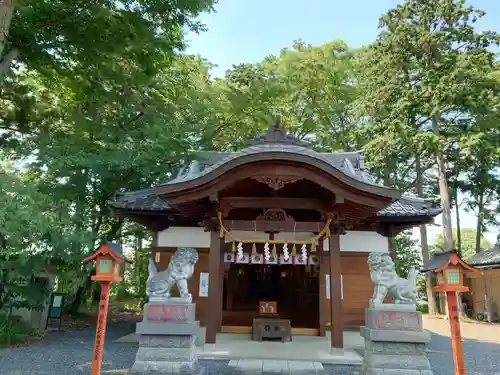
[367,252,417,306]
[146,247,199,302]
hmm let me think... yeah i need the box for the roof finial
[247,114,309,147]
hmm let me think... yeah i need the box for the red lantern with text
[424,251,477,375]
[82,241,131,375]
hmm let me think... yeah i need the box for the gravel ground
[1,323,499,375]
[426,331,500,375]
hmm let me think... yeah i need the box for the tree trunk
[475,192,484,254]
[0,0,16,77]
[432,115,454,250]
[454,186,462,256]
[136,235,143,287]
[68,274,93,315]
[415,155,438,314]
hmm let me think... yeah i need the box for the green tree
[356,0,499,314]
[0,163,91,316]
[205,40,360,151]
[393,232,422,279]
[1,0,217,314]
[433,228,491,260]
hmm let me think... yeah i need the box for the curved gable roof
[154,143,401,200]
[109,119,441,223]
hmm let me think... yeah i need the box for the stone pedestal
[361,308,433,375]
[130,302,203,375]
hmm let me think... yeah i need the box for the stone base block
[139,334,196,349]
[144,303,197,323]
[137,321,200,336]
[361,337,433,375]
[131,303,203,374]
[360,306,433,375]
[365,309,422,332]
[131,336,201,375]
[130,359,204,375]
[360,327,430,344]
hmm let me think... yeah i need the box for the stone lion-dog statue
[146,247,199,302]
[367,252,417,306]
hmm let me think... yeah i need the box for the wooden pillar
[205,231,222,344]
[319,241,327,337]
[329,232,343,349]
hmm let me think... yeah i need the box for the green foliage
[1,0,500,324]
[432,228,491,260]
[392,232,422,278]
[0,314,37,347]
[0,165,92,312]
[204,40,360,151]
[416,303,429,314]
[1,0,215,316]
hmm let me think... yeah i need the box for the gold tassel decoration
[325,225,331,238]
[311,241,317,253]
[219,226,224,239]
[272,244,277,257]
[231,241,236,253]
[291,244,297,256]
[252,243,257,255]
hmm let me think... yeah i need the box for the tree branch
[0,47,19,78]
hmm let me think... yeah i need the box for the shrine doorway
[222,263,320,332]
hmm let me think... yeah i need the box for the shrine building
[109,121,441,349]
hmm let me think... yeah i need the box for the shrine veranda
[110,120,441,349]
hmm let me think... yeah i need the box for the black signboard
[45,293,65,329]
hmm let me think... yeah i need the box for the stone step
[228,359,326,375]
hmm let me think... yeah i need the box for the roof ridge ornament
[248,115,310,147]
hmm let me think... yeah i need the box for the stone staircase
[225,359,360,374]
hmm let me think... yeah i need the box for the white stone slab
[370,303,417,312]
[262,360,288,373]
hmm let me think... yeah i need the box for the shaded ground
[1,316,499,375]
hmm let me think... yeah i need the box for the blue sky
[186,0,499,77]
[185,0,500,244]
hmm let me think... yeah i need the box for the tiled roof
[465,243,500,268]
[377,197,442,217]
[166,145,377,187]
[109,140,440,219]
[110,189,440,218]
[109,189,171,211]
[422,251,456,272]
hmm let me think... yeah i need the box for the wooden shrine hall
[109,119,441,349]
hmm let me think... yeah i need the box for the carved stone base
[369,303,417,312]
[130,303,203,375]
[361,309,433,375]
[149,296,193,304]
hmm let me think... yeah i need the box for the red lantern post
[424,251,477,375]
[82,241,130,375]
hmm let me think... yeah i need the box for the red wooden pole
[91,281,111,375]
[446,291,466,375]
